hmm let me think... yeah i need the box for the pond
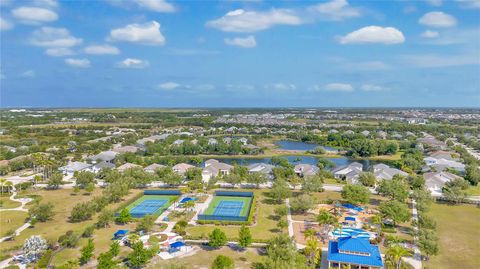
[275,140,338,152]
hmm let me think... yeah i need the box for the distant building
[117,163,141,173]
[423,156,465,173]
[88,161,115,174]
[333,162,363,183]
[373,164,408,181]
[89,151,118,164]
[294,164,319,177]
[202,159,233,182]
[144,163,166,173]
[247,163,275,179]
[113,145,139,153]
[59,161,92,176]
[327,236,383,269]
[172,163,195,175]
[424,171,461,195]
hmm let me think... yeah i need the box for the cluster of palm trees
[0,178,14,194]
[32,153,57,181]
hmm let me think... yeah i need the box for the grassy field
[0,195,21,209]
[147,246,264,269]
[0,211,28,237]
[186,190,287,241]
[0,188,143,266]
[124,195,178,218]
[203,196,252,217]
[424,202,480,269]
[465,184,480,196]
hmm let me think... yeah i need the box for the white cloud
[0,16,13,31]
[426,0,443,6]
[135,0,175,12]
[422,28,480,45]
[402,54,480,67]
[109,21,165,45]
[360,84,388,91]
[45,47,74,57]
[195,84,216,91]
[264,83,296,91]
[421,30,439,38]
[419,11,457,28]
[116,58,149,68]
[20,70,35,78]
[324,83,354,92]
[308,0,361,21]
[11,6,58,24]
[339,26,405,44]
[158,81,181,90]
[456,0,480,9]
[206,9,302,32]
[30,27,82,47]
[224,35,256,48]
[65,58,90,68]
[84,44,120,55]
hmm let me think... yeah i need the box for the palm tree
[0,178,7,195]
[4,181,13,194]
[386,245,411,269]
[183,200,195,212]
[304,228,316,240]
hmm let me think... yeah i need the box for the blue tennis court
[213,200,244,217]
[130,199,168,215]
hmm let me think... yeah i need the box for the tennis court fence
[144,189,181,195]
[197,190,254,222]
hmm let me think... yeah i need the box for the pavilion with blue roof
[327,235,383,269]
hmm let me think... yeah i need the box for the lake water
[276,140,338,152]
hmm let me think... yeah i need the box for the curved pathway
[0,189,33,243]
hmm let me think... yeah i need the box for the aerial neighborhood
[0,108,479,269]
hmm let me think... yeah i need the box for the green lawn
[147,246,264,269]
[0,195,21,209]
[203,196,252,217]
[186,190,286,241]
[124,195,178,218]
[424,202,480,269]
[0,211,28,237]
[465,184,480,196]
[0,188,143,266]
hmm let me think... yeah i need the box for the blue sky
[1,0,479,108]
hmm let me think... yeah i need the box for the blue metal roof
[328,237,383,267]
[170,241,186,248]
[114,230,128,237]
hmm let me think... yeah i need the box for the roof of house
[113,145,139,153]
[60,161,92,172]
[90,151,118,162]
[373,166,408,180]
[248,163,275,174]
[144,163,165,171]
[328,237,383,267]
[117,163,141,171]
[294,164,319,176]
[93,161,115,170]
[172,163,195,173]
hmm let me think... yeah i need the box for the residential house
[202,159,233,182]
[423,156,465,173]
[417,137,447,150]
[344,130,355,135]
[223,137,232,144]
[361,130,370,137]
[376,131,387,139]
[88,161,115,174]
[247,163,275,179]
[59,161,92,176]
[208,138,218,146]
[172,163,195,175]
[373,164,408,181]
[144,163,165,173]
[424,171,461,195]
[89,151,118,164]
[117,163,141,173]
[172,139,184,146]
[332,162,363,183]
[294,164,320,177]
[113,145,139,153]
[327,236,383,269]
[238,137,248,145]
